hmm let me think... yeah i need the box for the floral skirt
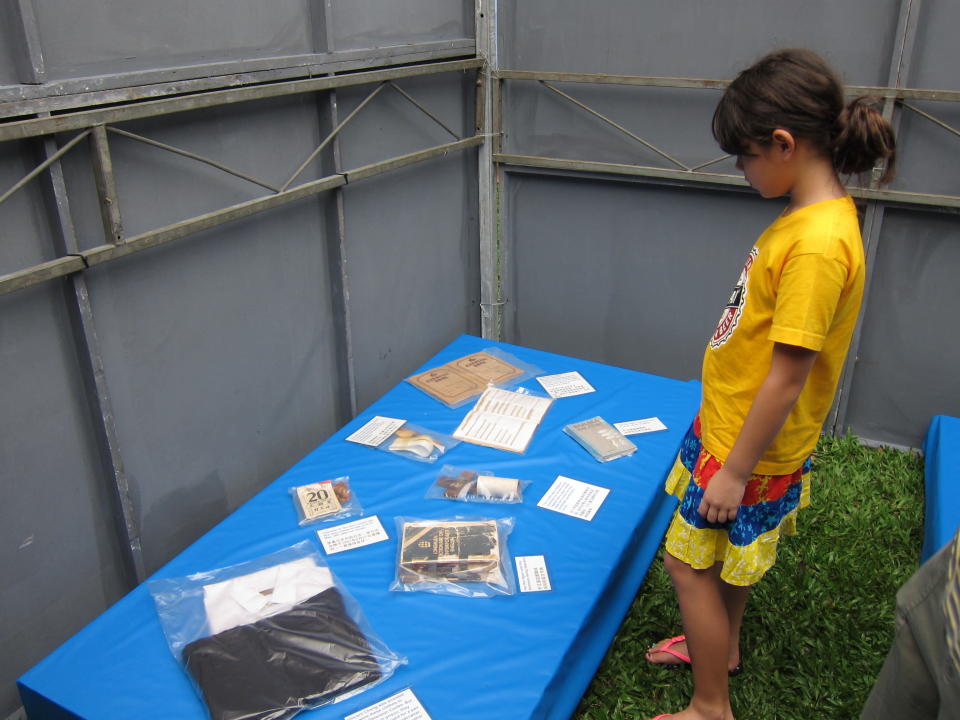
[663,416,811,587]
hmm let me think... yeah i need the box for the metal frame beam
[0,52,484,299]
[0,40,477,118]
[495,69,960,102]
[1,137,483,296]
[0,59,483,142]
[494,153,960,210]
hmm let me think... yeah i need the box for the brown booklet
[407,351,524,407]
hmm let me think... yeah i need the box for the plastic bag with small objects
[377,422,460,463]
[425,464,529,504]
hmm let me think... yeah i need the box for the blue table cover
[19,335,701,720]
[922,414,960,562]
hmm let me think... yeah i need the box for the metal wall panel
[505,173,778,379]
[1,140,58,273]
[334,75,480,410]
[0,9,21,84]
[501,0,899,82]
[30,0,316,79]
[844,209,960,447]
[330,0,472,51]
[885,0,960,198]
[834,0,960,443]
[0,284,128,713]
[83,193,343,573]
[498,0,960,448]
[1,3,479,716]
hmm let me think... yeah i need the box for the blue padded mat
[19,335,701,720]
[922,415,960,562]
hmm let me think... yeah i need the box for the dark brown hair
[712,48,896,184]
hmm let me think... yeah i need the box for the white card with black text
[516,555,552,592]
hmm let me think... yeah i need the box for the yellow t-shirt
[700,196,865,474]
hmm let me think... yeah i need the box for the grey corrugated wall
[498,0,960,450]
[0,1,477,716]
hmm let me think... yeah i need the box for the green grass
[573,433,925,720]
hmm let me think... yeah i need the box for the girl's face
[735,141,792,199]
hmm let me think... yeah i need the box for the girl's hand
[698,466,748,524]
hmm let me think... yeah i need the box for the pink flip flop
[647,634,691,665]
[651,715,673,719]
[648,634,745,676]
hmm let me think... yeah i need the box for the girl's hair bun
[834,96,896,183]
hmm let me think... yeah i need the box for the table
[922,414,960,562]
[19,335,701,720]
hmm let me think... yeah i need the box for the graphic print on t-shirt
[710,247,757,349]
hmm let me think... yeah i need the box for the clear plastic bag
[406,346,544,408]
[425,464,528,504]
[563,416,638,462]
[289,476,362,526]
[147,541,406,720]
[452,386,554,454]
[389,516,516,598]
[378,422,459,463]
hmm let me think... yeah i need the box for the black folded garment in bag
[183,587,382,720]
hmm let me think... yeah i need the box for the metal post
[314,0,360,423]
[476,0,501,340]
[829,0,922,436]
[9,0,146,587]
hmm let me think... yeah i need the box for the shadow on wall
[142,470,228,573]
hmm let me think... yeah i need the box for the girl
[645,48,896,720]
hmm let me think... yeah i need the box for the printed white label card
[345,416,406,447]
[537,475,610,522]
[614,417,668,435]
[316,515,389,555]
[344,688,432,720]
[535,371,596,398]
[515,555,552,592]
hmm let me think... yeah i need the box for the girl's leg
[659,551,735,720]
[716,569,750,669]
[647,564,749,672]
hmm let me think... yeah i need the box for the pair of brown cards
[407,351,524,406]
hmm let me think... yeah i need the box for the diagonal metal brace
[387,81,461,140]
[539,80,691,171]
[107,126,282,192]
[0,128,91,206]
[280,81,387,192]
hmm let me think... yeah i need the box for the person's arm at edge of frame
[698,342,819,525]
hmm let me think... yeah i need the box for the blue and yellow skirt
[663,416,811,587]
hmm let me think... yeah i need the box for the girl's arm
[697,342,819,524]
